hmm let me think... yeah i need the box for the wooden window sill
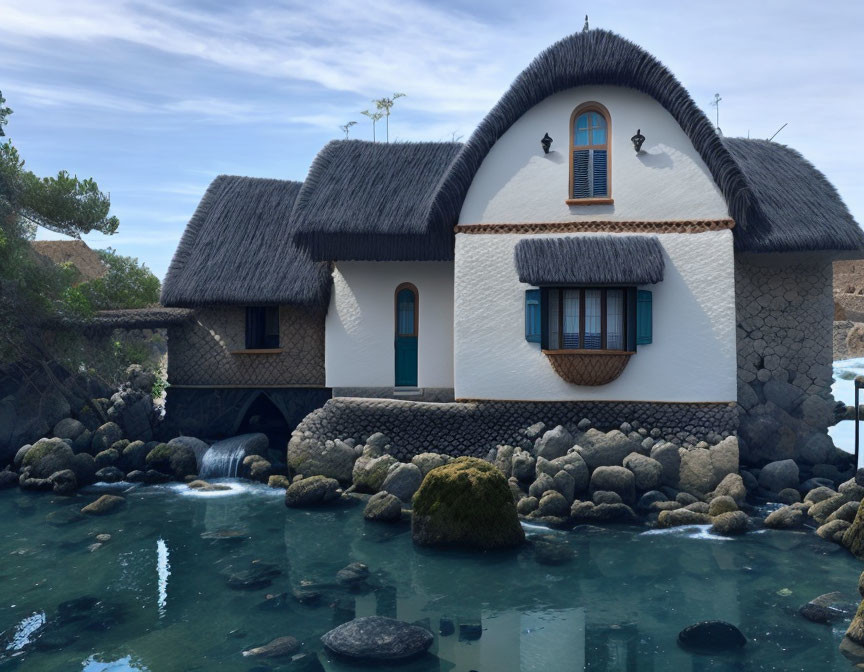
[542,349,635,356]
[565,198,614,206]
[230,348,284,355]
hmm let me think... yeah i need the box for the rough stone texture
[284,475,340,507]
[711,510,749,535]
[363,492,403,522]
[353,452,398,493]
[81,494,125,515]
[577,430,641,470]
[735,257,840,465]
[764,506,804,529]
[289,398,738,464]
[167,306,325,386]
[381,463,423,503]
[412,452,451,477]
[537,491,570,517]
[91,422,123,454]
[533,425,575,460]
[321,616,433,661]
[589,466,635,504]
[286,437,358,483]
[657,508,712,527]
[708,496,738,517]
[623,452,663,491]
[758,460,800,493]
[712,473,747,505]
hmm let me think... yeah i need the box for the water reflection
[156,539,170,618]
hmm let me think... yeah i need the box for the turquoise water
[0,482,860,672]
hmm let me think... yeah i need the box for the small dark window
[542,288,634,352]
[245,306,280,349]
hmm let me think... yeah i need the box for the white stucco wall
[459,85,729,225]
[325,261,454,389]
[453,230,737,402]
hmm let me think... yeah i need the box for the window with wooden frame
[541,287,636,352]
[568,102,612,205]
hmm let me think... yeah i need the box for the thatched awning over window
[514,236,664,286]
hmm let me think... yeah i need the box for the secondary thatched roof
[31,240,106,282]
[161,176,331,309]
[291,140,462,261]
[722,138,864,253]
[49,307,194,332]
[515,236,664,285]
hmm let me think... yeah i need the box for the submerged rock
[321,616,433,661]
[81,495,125,516]
[336,562,370,585]
[242,636,300,658]
[657,509,711,528]
[677,621,746,653]
[226,561,281,590]
[284,475,340,507]
[411,457,524,550]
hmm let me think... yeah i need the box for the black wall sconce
[631,129,645,153]
[541,133,553,154]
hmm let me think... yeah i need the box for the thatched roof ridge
[428,29,761,238]
[49,307,194,331]
[160,176,331,308]
[514,235,664,285]
[291,140,462,261]
[722,138,864,253]
[31,240,106,282]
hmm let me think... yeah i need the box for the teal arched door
[394,283,418,387]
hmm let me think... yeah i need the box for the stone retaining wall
[736,255,842,465]
[291,397,738,461]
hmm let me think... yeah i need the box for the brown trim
[229,348,284,355]
[569,101,611,201]
[566,198,614,206]
[394,282,419,338]
[454,220,735,235]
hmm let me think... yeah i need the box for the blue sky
[2,0,862,280]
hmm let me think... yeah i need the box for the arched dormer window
[568,102,612,205]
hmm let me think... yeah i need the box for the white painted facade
[325,261,454,389]
[453,230,737,402]
[458,85,729,225]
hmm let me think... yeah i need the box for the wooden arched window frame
[567,102,613,206]
[394,283,419,338]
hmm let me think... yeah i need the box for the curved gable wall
[459,86,729,224]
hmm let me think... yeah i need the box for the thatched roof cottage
[162,29,863,468]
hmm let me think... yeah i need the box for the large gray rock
[91,422,123,454]
[536,451,589,493]
[146,443,197,480]
[590,466,635,504]
[678,448,713,496]
[411,452,450,477]
[287,436,358,483]
[552,470,576,503]
[623,452,663,491]
[528,472,555,499]
[650,442,681,487]
[381,463,423,503]
[167,436,210,467]
[363,492,402,522]
[712,473,747,505]
[490,445,515,477]
[242,636,300,659]
[511,449,536,481]
[53,418,85,441]
[578,430,640,470]
[759,460,799,493]
[764,505,804,529]
[21,438,76,478]
[533,425,575,460]
[353,450,398,493]
[801,396,836,429]
[284,475,340,507]
[537,490,570,517]
[48,469,78,495]
[800,433,833,465]
[321,616,433,662]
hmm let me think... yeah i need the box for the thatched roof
[50,307,194,332]
[31,240,106,282]
[515,236,664,285]
[291,140,462,261]
[722,138,864,253]
[160,176,331,309]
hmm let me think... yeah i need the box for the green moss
[847,599,864,645]
[411,457,524,550]
[145,443,171,466]
[22,440,62,468]
[843,500,864,557]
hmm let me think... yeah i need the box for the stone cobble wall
[167,306,325,387]
[292,397,738,461]
[735,255,842,465]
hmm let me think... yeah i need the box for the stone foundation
[291,397,737,461]
[163,387,331,441]
[736,254,843,465]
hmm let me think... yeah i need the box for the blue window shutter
[525,289,541,343]
[636,290,653,345]
[592,149,607,197]
[572,150,589,198]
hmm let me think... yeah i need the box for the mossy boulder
[120,441,149,472]
[91,422,123,454]
[22,438,76,478]
[94,448,120,470]
[284,475,340,507]
[411,457,525,550]
[146,443,197,480]
[81,494,125,515]
[846,598,864,646]
[842,499,864,557]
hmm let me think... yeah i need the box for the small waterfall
[199,434,257,478]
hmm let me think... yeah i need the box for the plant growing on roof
[360,109,383,142]
[0,90,11,137]
[339,121,357,139]
[374,92,406,143]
